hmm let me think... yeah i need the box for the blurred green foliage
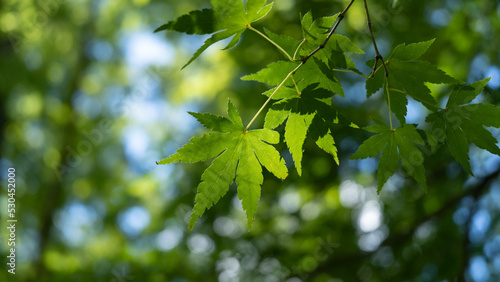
[1,0,500,281]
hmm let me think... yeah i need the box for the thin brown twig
[300,0,356,64]
[245,0,356,129]
[363,0,389,77]
[307,166,500,279]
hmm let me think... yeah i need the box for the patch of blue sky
[121,31,176,72]
[469,209,491,243]
[469,255,490,282]
[117,206,151,237]
[54,202,100,246]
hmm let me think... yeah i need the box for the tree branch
[300,0,356,64]
[363,0,388,77]
[35,13,94,278]
[308,166,500,279]
[245,0,356,129]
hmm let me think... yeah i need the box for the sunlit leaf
[158,100,287,230]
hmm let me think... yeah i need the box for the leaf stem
[385,78,393,130]
[369,62,384,78]
[332,68,370,79]
[293,39,306,61]
[246,0,357,130]
[247,25,295,62]
[246,63,303,130]
[389,88,444,110]
[291,75,301,96]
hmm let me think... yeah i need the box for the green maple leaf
[241,61,308,102]
[299,11,364,60]
[426,77,499,175]
[366,39,459,124]
[351,124,427,192]
[263,28,301,60]
[297,58,345,97]
[264,85,339,175]
[241,11,366,98]
[242,61,297,87]
[365,62,385,98]
[242,12,363,98]
[241,58,345,97]
[297,11,364,96]
[154,9,217,35]
[155,0,273,68]
[157,100,288,230]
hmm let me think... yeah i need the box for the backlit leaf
[158,100,287,230]
[155,0,274,68]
